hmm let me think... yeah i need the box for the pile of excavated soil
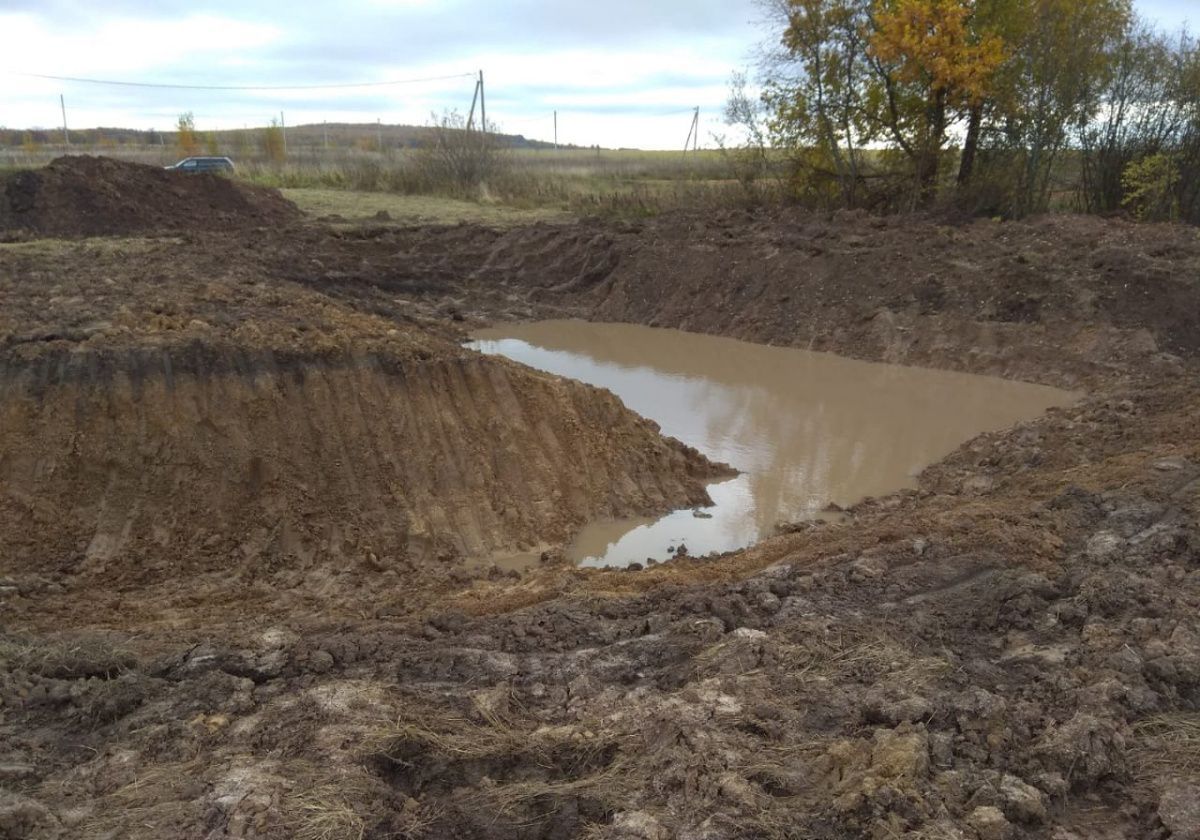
[0,155,300,237]
[2,211,1200,840]
[1,349,722,579]
[0,239,723,588]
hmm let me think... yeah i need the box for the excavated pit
[3,195,1200,840]
[472,320,1078,567]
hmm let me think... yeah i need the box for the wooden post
[683,107,699,155]
[479,70,486,137]
[466,77,480,131]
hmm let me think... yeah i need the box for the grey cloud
[9,0,757,84]
[9,0,758,143]
[274,1,757,67]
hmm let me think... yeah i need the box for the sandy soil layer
[2,190,1200,839]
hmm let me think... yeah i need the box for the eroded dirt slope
[2,206,1200,840]
[0,236,723,609]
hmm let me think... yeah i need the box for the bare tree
[415,110,508,195]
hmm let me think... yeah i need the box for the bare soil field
[2,158,1199,840]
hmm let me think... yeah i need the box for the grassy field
[240,147,751,216]
[282,188,571,226]
[0,143,762,220]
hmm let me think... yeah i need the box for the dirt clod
[968,806,1013,840]
[1158,783,1200,839]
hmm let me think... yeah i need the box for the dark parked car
[165,156,235,174]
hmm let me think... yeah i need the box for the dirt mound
[0,155,300,237]
[0,236,724,586]
[0,348,722,586]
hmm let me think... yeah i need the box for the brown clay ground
[2,160,1200,840]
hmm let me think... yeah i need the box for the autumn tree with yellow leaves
[765,0,1013,207]
[868,0,1006,201]
[751,0,1200,217]
[176,112,200,157]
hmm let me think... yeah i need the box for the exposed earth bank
[280,207,1199,389]
[2,169,1200,840]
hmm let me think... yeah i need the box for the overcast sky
[0,0,1193,150]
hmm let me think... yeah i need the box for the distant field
[0,143,759,217]
[283,188,571,226]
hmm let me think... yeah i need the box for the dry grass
[0,633,136,679]
[1131,712,1200,782]
[74,760,207,839]
[254,149,757,217]
[79,802,199,839]
[461,756,636,819]
[370,703,635,825]
[379,717,531,762]
[288,788,367,840]
[283,188,569,227]
[0,236,177,255]
[788,636,953,684]
[3,143,767,219]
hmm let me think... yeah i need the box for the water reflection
[470,321,1075,567]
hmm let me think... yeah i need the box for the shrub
[262,120,286,163]
[1122,154,1180,221]
[414,111,508,197]
[176,112,200,156]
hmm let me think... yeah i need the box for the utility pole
[377,118,383,152]
[554,111,558,151]
[323,121,328,150]
[280,111,287,155]
[472,71,482,132]
[466,82,479,130]
[60,94,70,147]
[472,70,482,147]
[683,107,700,156]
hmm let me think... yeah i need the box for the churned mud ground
[2,158,1199,839]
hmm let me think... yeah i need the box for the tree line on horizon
[730,0,1200,222]
[0,120,556,159]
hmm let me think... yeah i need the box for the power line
[502,107,698,123]
[11,70,476,92]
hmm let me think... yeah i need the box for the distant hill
[0,122,561,152]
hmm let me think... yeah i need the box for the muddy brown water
[470,321,1077,568]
